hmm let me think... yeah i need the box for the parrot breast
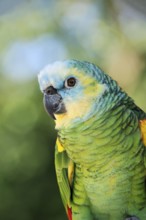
[58,103,146,218]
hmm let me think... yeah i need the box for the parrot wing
[128,102,146,146]
[132,104,146,169]
[132,104,146,147]
[55,138,74,220]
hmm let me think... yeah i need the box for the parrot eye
[65,77,76,88]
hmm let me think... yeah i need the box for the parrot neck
[57,95,144,171]
[57,102,132,167]
[57,90,143,168]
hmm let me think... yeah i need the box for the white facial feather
[38,61,68,91]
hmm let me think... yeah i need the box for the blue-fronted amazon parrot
[38,60,146,220]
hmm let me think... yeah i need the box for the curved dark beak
[43,88,66,120]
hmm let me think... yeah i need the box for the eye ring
[65,77,77,88]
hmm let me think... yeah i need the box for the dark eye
[65,77,76,88]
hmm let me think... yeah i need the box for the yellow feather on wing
[56,137,65,152]
[140,119,146,146]
[55,138,74,220]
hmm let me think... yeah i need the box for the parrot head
[38,60,120,129]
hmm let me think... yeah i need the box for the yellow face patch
[55,69,106,129]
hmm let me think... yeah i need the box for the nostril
[54,102,59,109]
[44,86,57,95]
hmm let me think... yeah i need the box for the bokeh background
[0,0,146,220]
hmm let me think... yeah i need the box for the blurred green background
[0,0,146,220]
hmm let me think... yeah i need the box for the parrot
[38,60,146,220]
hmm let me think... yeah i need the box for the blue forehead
[38,59,115,92]
[38,61,69,91]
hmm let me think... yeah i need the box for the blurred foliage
[0,0,146,220]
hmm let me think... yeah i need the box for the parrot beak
[43,91,66,120]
